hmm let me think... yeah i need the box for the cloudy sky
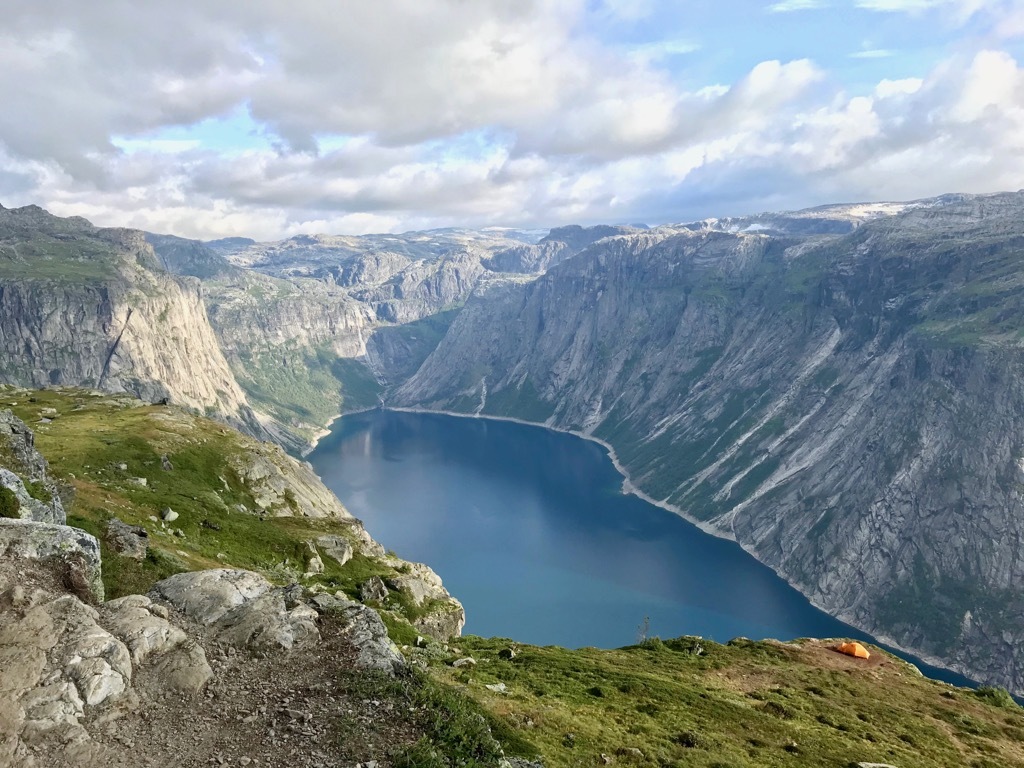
[1,0,1022,239]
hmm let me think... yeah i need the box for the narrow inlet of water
[309,409,976,690]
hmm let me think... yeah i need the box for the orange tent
[835,641,870,660]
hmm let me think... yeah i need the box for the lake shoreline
[316,405,980,692]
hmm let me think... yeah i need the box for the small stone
[452,657,476,668]
[162,508,179,522]
[484,682,506,693]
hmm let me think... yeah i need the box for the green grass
[424,635,1024,768]
[482,379,555,423]
[331,357,384,412]
[231,342,382,444]
[0,485,20,518]
[0,388,428,625]
[0,238,119,282]
[332,667,536,768]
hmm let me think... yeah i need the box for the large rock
[0,469,61,526]
[310,593,404,674]
[0,520,102,601]
[0,564,213,764]
[359,576,389,603]
[149,569,271,625]
[0,410,48,482]
[0,411,64,526]
[315,534,353,566]
[383,560,466,641]
[215,591,320,651]
[105,518,148,560]
[97,593,212,693]
[232,446,355,519]
[149,569,320,651]
[413,602,466,644]
[99,595,186,665]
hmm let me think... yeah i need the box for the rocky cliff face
[143,223,629,448]
[393,192,1024,693]
[0,207,262,437]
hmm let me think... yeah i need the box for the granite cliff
[0,206,264,438]
[393,192,1024,693]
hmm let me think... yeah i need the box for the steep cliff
[144,224,630,448]
[394,192,1024,692]
[0,206,262,436]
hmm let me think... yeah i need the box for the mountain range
[2,191,1023,695]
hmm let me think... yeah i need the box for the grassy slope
[428,636,1024,768]
[0,231,118,282]
[0,387,403,613]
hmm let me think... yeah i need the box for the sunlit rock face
[394,192,1024,693]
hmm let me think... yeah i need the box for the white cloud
[874,77,925,96]
[0,2,1022,237]
[850,48,897,58]
[769,0,827,11]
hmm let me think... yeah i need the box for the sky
[0,0,1022,240]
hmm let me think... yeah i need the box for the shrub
[0,485,20,519]
[974,686,1019,709]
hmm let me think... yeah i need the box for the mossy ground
[0,388,410,617]
[421,635,1024,768]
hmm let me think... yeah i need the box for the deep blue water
[309,409,974,688]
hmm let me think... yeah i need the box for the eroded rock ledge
[0,558,407,767]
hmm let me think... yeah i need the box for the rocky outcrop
[0,410,65,525]
[148,569,406,671]
[315,535,353,567]
[0,552,414,766]
[149,569,319,651]
[231,441,355,519]
[104,519,147,560]
[309,592,405,673]
[384,560,466,642]
[0,554,211,766]
[0,520,102,601]
[393,191,1024,692]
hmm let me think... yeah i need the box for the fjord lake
[310,409,971,687]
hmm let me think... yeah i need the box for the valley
[2,191,1024,720]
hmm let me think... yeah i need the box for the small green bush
[26,480,52,504]
[0,485,21,519]
[973,686,1019,709]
